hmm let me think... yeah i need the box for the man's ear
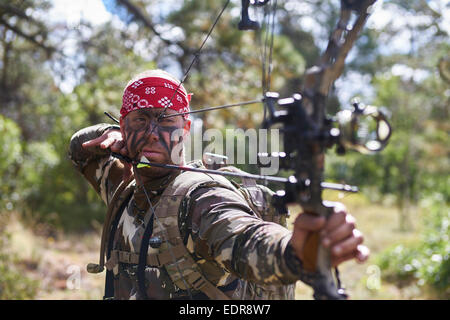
[119,117,125,137]
[183,119,191,135]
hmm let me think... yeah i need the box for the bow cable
[255,0,277,130]
[157,0,232,123]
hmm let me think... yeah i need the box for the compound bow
[94,0,392,300]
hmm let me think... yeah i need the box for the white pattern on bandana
[145,87,156,95]
[130,80,143,89]
[158,96,173,108]
[120,77,190,119]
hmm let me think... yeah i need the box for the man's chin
[137,155,174,178]
[137,165,172,179]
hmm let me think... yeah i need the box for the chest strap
[106,246,230,300]
[105,170,237,300]
[106,244,185,268]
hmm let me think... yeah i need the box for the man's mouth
[141,149,163,158]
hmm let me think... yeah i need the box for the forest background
[0,0,448,300]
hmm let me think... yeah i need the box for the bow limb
[303,1,376,108]
[294,0,379,300]
[319,1,376,95]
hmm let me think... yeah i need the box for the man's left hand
[290,201,369,268]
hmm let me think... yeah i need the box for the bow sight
[261,91,391,214]
[336,98,392,155]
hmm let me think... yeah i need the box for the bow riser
[297,1,379,300]
[257,1,382,300]
[263,92,347,299]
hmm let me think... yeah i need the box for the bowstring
[255,4,266,122]
[266,0,277,92]
[136,0,231,158]
[130,0,231,299]
[258,5,267,96]
[240,0,279,299]
[261,0,277,93]
[157,0,231,124]
[259,1,277,126]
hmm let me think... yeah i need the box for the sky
[47,0,449,100]
[48,0,450,35]
[48,0,112,27]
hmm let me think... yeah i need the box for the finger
[118,156,131,169]
[323,213,346,235]
[332,245,370,267]
[322,218,356,248]
[120,146,130,157]
[332,251,357,267]
[330,229,364,258]
[355,245,370,263]
[110,140,124,153]
[294,213,326,233]
[82,135,107,148]
[290,214,326,255]
[100,137,117,149]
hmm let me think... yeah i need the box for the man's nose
[146,121,160,142]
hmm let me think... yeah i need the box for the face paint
[122,109,186,165]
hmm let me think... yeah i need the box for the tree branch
[116,0,186,50]
[0,3,47,30]
[0,16,55,57]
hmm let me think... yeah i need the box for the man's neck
[138,171,177,191]
[135,158,186,186]
[133,169,179,212]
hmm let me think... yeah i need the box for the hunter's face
[120,108,190,177]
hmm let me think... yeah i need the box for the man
[69,69,369,300]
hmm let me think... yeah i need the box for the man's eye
[158,116,172,123]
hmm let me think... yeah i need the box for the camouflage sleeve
[68,123,124,204]
[187,186,306,286]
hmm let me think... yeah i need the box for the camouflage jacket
[69,124,307,299]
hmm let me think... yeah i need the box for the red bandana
[120,77,191,119]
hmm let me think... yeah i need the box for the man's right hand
[82,128,128,155]
[82,129,133,180]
